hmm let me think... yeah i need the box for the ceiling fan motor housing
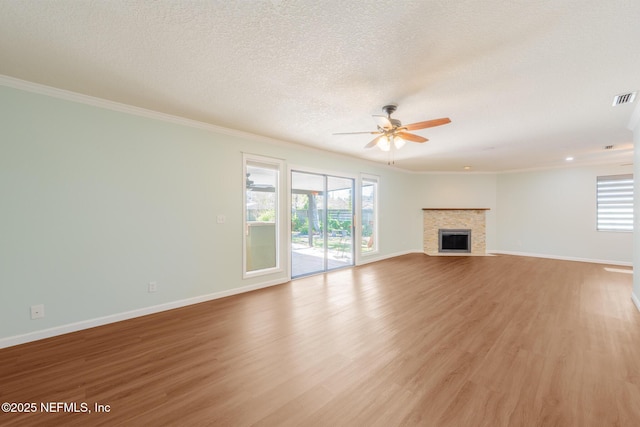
[382,104,398,116]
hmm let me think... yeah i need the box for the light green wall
[496,165,633,263]
[0,85,418,340]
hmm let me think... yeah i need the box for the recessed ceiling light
[565,156,574,161]
[463,166,472,170]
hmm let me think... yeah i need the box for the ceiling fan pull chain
[389,142,395,165]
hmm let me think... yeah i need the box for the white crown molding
[3,74,631,175]
[496,159,635,175]
[416,170,498,175]
[0,74,399,171]
[0,74,287,141]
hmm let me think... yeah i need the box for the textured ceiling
[1,0,638,172]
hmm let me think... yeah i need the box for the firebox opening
[439,229,471,253]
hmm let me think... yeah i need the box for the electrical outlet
[217,214,225,224]
[148,282,158,293]
[30,304,45,319]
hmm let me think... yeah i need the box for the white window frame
[596,174,633,232]
[360,174,380,257]
[243,153,284,278]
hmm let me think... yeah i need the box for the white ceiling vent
[612,91,637,106]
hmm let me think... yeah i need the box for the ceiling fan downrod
[382,104,402,128]
[382,104,398,117]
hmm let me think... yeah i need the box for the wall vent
[612,91,637,106]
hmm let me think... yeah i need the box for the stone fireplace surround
[423,208,489,255]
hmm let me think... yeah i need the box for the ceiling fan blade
[397,132,428,143]
[364,135,385,148]
[403,117,451,131]
[373,115,393,130]
[333,131,381,135]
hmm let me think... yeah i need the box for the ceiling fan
[334,104,451,151]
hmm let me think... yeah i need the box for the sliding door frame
[288,165,359,279]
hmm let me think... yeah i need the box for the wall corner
[630,101,640,311]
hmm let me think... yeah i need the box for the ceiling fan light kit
[394,136,406,149]
[377,135,391,151]
[334,104,451,157]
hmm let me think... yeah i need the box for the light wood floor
[1,254,639,426]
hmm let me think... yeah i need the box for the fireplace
[423,208,489,256]
[439,229,471,253]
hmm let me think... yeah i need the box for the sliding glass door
[291,171,354,278]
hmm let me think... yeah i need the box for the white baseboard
[488,250,633,267]
[0,278,286,350]
[357,250,422,265]
[4,251,634,348]
[0,251,419,349]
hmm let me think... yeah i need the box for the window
[361,175,379,254]
[243,155,283,276]
[596,174,633,232]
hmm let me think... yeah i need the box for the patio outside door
[291,171,354,278]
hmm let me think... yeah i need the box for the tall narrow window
[361,175,379,254]
[243,155,282,276]
[596,174,633,232]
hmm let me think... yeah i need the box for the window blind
[596,174,633,232]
